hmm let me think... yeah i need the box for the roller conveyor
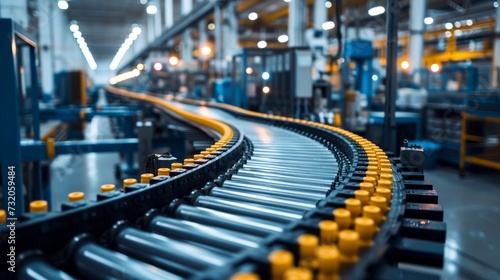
[0,87,447,280]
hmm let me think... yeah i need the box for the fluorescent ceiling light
[278,35,288,43]
[424,17,433,25]
[257,40,267,49]
[58,1,68,10]
[368,6,385,16]
[146,4,158,15]
[248,12,258,21]
[322,21,335,30]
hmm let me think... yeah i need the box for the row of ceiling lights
[109,25,143,70]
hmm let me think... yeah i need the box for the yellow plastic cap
[379,173,393,182]
[319,220,338,244]
[269,250,294,280]
[363,176,377,186]
[140,173,155,184]
[171,163,183,170]
[123,178,137,188]
[354,190,370,206]
[194,154,205,160]
[0,210,6,223]
[184,158,195,164]
[230,273,260,280]
[211,144,221,149]
[100,184,116,193]
[283,268,312,280]
[375,187,392,204]
[359,182,375,196]
[379,163,392,169]
[338,230,360,263]
[200,151,210,155]
[298,234,319,259]
[355,217,375,246]
[370,196,388,215]
[333,208,351,230]
[30,200,48,213]
[366,165,378,172]
[158,168,170,176]
[363,205,382,226]
[68,192,84,202]
[365,171,378,179]
[315,245,339,274]
[379,167,393,174]
[206,148,216,153]
[344,198,362,218]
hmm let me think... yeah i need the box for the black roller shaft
[193,195,303,223]
[17,256,75,280]
[173,204,283,237]
[111,225,228,273]
[71,239,181,280]
[210,187,317,211]
[147,215,261,252]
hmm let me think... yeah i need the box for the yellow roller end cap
[184,158,195,164]
[333,208,351,230]
[378,179,393,190]
[338,230,360,264]
[365,171,378,180]
[375,187,392,204]
[354,190,370,206]
[363,176,377,186]
[359,182,375,196]
[68,192,84,202]
[157,168,170,176]
[379,173,393,182]
[171,163,183,170]
[344,198,362,218]
[200,151,210,156]
[140,173,155,184]
[30,200,48,213]
[370,196,388,216]
[230,273,260,280]
[194,154,205,159]
[100,184,116,193]
[123,178,137,188]
[363,205,382,227]
[298,234,319,259]
[319,220,338,244]
[315,245,340,275]
[355,217,375,247]
[269,250,294,280]
[283,267,312,280]
[0,210,6,223]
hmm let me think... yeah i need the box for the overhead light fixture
[201,45,212,56]
[454,30,463,36]
[208,23,215,30]
[262,72,270,80]
[445,22,453,30]
[109,69,141,85]
[140,0,148,4]
[169,56,179,66]
[325,1,332,8]
[284,0,291,2]
[262,86,270,94]
[372,75,378,81]
[70,22,79,32]
[248,12,258,21]
[445,31,452,38]
[146,4,158,15]
[79,42,87,48]
[401,60,409,70]
[368,6,385,16]
[153,62,163,71]
[431,64,440,73]
[494,1,499,8]
[322,21,335,30]
[257,40,267,49]
[73,31,82,38]
[454,21,461,28]
[246,67,253,74]
[58,0,68,10]
[424,17,433,25]
[77,37,85,44]
[110,26,142,70]
[136,63,145,71]
[466,19,473,26]
[278,35,288,43]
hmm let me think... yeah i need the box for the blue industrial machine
[344,40,375,108]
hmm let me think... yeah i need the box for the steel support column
[492,5,500,87]
[288,0,307,47]
[383,0,399,153]
[312,0,328,79]
[181,0,193,65]
[222,1,238,76]
[409,0,426,84]
[214,3,222,77]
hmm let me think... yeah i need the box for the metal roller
[238,165,337,180]
[227,176,331,193]
[172,204,283,237]
[68,234,182,280]
[222,180,326,200]
[192,195,304,223]
[235,169,334,184]
[17,252,75,280]
[146,214,262,252]
[108,222,229,273]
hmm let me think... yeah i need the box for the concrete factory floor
[424,165,500,280]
